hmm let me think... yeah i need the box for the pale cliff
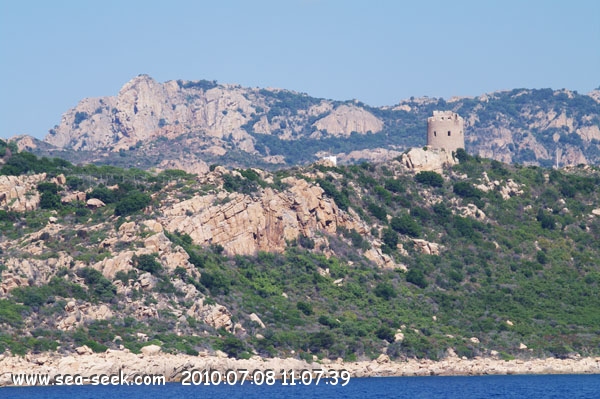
[312,104,384,137]
[47,76,258,153]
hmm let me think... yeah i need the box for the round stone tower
[427,110,464,152]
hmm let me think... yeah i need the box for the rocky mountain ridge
[13,76,600,171]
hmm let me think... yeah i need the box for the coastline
[1,349,599,387]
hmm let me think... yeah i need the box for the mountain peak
[37,78,600,170]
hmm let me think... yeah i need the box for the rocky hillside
[2,140,600,361]
[15,75,600,171]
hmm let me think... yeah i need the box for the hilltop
[1,140,600,363]
[12,75,600,171]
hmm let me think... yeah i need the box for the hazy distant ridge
[22,75,600,170]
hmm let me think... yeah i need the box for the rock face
[400,148,458,173]
[46,75,257,153]
[57,303,114,331]
[412,239,441,255]
[0,173,45,212]
[162,176,359,256]
[312,104,383,136]
[336,148,402,164]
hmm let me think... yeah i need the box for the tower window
[448,131,451,136]
[434,131,437,137]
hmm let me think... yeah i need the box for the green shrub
[0,299,25,326]
[76,267,116,302]
[296,301,313,316]
[114,191,151,216]
[432,202,452,221]
[390,214,421,237]
[536,208,556,230]
[415,171,444,187]
[200,271,230,295]
[308,331,334,352]
[374,282,396,300]
[406,269,428,288]
[455,148,471,163]
[220,335,247,358]
[132,254,162,275]
[453,181,482,200]
[88,186,116,204]
[381,228,398,251]
[375,326,395,343]
[297,235,315,249]
[39,192,61,209]
[367,202,387,222]
[37,182,60,195]
[316,178,350,211]
[11,286,50,307]
[115,270,138,285]
[384,178,405,193]
[318,315,341,328]
[222,174,259,195]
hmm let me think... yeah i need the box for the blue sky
[1,0,599,140]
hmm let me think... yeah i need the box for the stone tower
[427,110,464,152]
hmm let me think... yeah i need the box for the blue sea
[1,374,599,398]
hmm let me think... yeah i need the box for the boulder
[400,147,457,173]
[141,344,162,356]
[86,198,106,208]
[75,345,94,355]
[412,239,441,255]
[249,313,266,329]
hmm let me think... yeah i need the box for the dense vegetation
[1,143,600,362]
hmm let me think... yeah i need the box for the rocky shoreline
[1,348,599,387]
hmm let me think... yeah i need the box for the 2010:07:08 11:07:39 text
[180,368,351,386]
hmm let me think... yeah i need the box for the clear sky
[1,0,599,140]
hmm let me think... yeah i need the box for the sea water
[1,374,599,398]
